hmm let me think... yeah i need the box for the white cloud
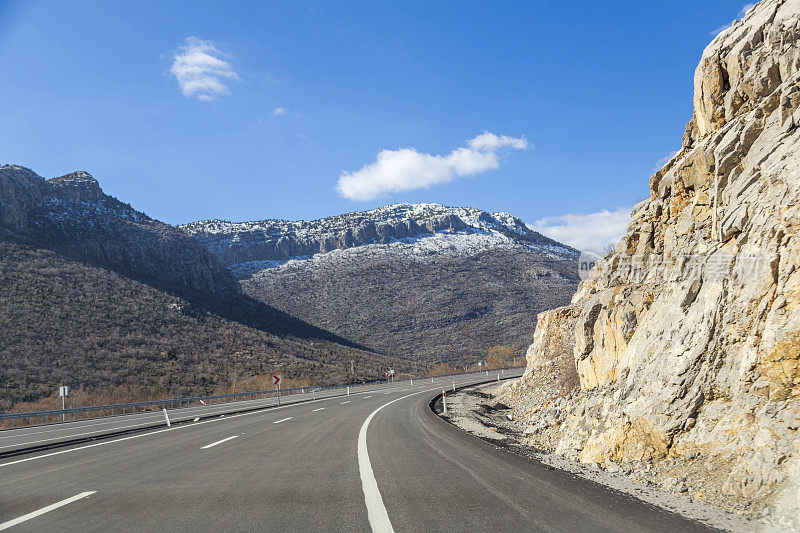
[170,37,239,101]
[651,149,679,173]
[337,132,529,201]
[710,3,756,35]
[738,3,756,17]
[530,208,632,253]
[271,106,299,117]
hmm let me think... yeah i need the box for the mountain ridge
[180,202,577,272]
[182,201,580,363]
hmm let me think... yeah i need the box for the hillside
[499,0,800,523]
[182,204,579,362]
[0,166,406,411]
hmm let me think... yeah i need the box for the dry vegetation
[243,249,577,364]
[0,241,411,413]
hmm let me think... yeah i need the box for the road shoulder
[439,382,757,533]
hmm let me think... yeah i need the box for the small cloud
[271,106,299,117]
[530,208,632,254]
[337,131,529,201]
[170,37,239,101]
[652,150,679,173]
[738,3,755,17]
[710,2,756,35]
[709,24,731,36]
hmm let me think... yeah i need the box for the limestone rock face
[0,165,47,234]
[519,0,800,517]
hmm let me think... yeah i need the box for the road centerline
[273,417,292,424]
[312,408,325,412]
[200,435,239,449]
[0,491,96,531]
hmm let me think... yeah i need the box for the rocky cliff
[183,204,580,363]
[504,0,800,523]
[0,165,238,296]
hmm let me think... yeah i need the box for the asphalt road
[0,372,717,532]
[0,379,425,455]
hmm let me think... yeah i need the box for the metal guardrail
[0,366,524,429]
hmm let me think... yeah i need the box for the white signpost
[59,386,69,422]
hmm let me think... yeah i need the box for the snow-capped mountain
[0,165,402,410]
[181,203,577,278]
[183,204,579,363]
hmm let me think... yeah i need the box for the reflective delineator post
[452,380,455,391]
[347,386,350,396]
[410,378,413,386]
[442,391,447,414]
[497,373,500,381]
[163,408,171,427]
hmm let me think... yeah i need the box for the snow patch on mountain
[183,203,577,278]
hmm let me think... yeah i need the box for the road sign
[385,370,390,377]
[272,375,282,386]
[59,386,69,422]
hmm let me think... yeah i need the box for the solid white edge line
[358,391,424,533]
[0,491,96,530]
[200,435,239,449]
[273,417,292,424]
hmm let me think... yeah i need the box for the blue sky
[0,1,754,249]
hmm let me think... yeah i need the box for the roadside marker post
[273,375,282,406]
[497,373,500,381]
[452,380,455,391]
[59,386,69,422]
[163,408,171,427]
[347,386,350,396]
[442,390,447,413]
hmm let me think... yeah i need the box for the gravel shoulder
[440,381,763,533]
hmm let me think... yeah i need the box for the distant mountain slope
[0,165,404,410]
[0,240,403,412]
[183,204,579,362]
[1,165,238,296]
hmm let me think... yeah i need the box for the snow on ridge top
[182,202,533,237]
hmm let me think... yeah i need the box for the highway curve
[0,373,715,532]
